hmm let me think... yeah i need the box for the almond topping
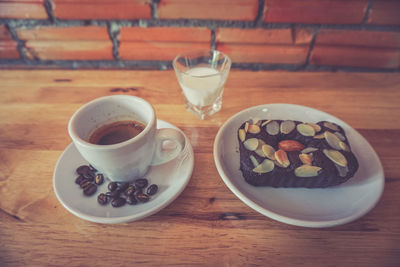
[278,140,305,151]
[243,138,258,151]
[274,149,290,168]
[324,131,342,150]
[324,122,340,131]
[253,159,275,174]
[262,144,276,160]
[294,165,322,177]
[248,124,261,134]
[280,120,295,134]
[323,149,348,167]
[238,129,246,142]
[299,153,313,165]
[266,120,280,135]
[297,123,315,136]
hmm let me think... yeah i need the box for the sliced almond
[335,164,349,177]
[324,131,342,150]
[248,124,261,134]
[324,122,340,131]
[299,153,313,165]
[307,123,321,133]
[249,155,259,168]
[339,141,350,152]
[314,133,325,139]
[323,149,348,167]
[274,149,290,168]
[244,122,249,132]
[238,129,246,142]
[280,120,295,134]
[297,123,315,136]
[301,147,318,154]
[262,144,276,160]
[335,132,346,141]
[261,119,273,127]
[254,139,266,157]
[253,159,275,174]
[251,117,261,125]
[243,138,258,151]
[266,120,280,135]
[294,165,322,177]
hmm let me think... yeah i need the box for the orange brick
[367,0,400,25]
[120,42,210,61]
[0,40,20,59]
[217,43,309,64]
[53,0,151,20]
[120,27,211,61]
[17,26,112,60]
[0,0,47,19]
[24,40,113,60]
[264,0,368,24]
[158,0,258,21]
[120,27,211,42]
[311,46,400,69]
[315,29,400,49]
[17,26,110,41]
[216,28,313,45]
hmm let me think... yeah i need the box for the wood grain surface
[0,70,399,266]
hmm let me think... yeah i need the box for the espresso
[89,120,145,145]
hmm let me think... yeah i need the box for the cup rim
[68,95,155,150]
[172,49,231,77]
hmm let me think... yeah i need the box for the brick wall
[0,0,399,71]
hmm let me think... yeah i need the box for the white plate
[214,104,384,228]
[53,120,194,224]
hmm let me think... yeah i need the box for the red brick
[17,26,110,41]
[0,40,20,59]
[120,42,210,61]
[120,27,211,42]
[24,40,113,60]
[264,0,368,24]
[17,26,112,60]
[311,46,400,69]
[158,0,258,21]
[217,43,309,64]
[0,25,13,40]
[53,0,151,20]
[120,27,211,61]
[0,0,47,19]
[315,29,400,49]
[367,0,400,26]
[216,28,312,64]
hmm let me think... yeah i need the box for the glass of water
[173,50,231,120]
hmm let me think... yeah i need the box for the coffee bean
[146,184,158,196]
[83,171,95,182]
[95,173,104,185]
[135,178,148,189]
[76,165,90,175]
[136,193,150,203]
[89,164,97,172]
[106,190,120,199]
[97,193,108,205]
[75,175,85,185]
[124,185,136,196]
[83,184,97,196]
[108,182,118,191]
[118,182,129,192]
[126,195,138,205]
[111,197,126,208]
[80,180,92,189]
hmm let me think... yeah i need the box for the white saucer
[53,120,194,224]
[214,104,384,228]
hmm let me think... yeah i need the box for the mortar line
[362,0,374,26]
[254,0,266,27]
[304,27,319,66]
[44,0,56,22]
[6,22,30,61]
[151,0,160,20]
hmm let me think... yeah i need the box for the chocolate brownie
[238,119,359,188]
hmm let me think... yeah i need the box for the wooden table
[1,70,399,266]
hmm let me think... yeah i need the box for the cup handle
[151,128,186,166]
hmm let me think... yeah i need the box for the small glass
[173,50,231,120]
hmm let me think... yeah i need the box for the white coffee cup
[68,95,185,182]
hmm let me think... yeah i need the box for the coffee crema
[89,120,145,145]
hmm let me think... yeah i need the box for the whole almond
[278,140,305,151]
